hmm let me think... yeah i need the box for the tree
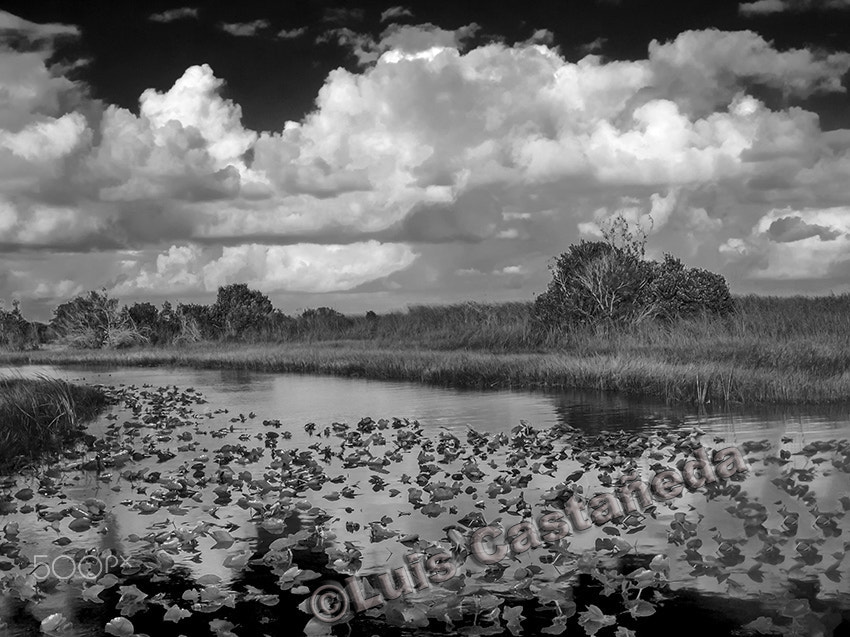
[212,283,274,337]
[534,215,733,331]
[0,300,38,350]
[650,255,735,320]
[154,301,181,344]
[176,303,216,340]
[534,241,657,330]
[127,302,159,338]
[300,307,350,327]
[51,290,146,348]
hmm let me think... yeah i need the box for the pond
[1,364,849,636]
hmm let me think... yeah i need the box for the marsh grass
[0,376,108,472]
[2,295,849,405]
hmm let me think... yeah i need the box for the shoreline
[1,341,848,405]
[0,377,108,473]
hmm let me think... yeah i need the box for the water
[1,364,849,636]
[6,363,850,440]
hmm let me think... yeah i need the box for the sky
[2,0,850,319]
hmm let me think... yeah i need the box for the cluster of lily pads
[0,382,848,636]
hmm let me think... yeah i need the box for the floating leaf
[578,605,616,636]
[69,518,91,533]
[104,617,134,636]
[503,605,525,636]
[81,584,106,604]
[626,599,655,618]
[40,613,71,634]
[210,618,238,637]
[540,614,567,635]
[163,605,191,623]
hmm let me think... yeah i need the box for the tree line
[1,219,734,350]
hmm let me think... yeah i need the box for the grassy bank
[0,377,108,472]
[2,333,849,405]
[2,295,849,406]
[195,295,850,353]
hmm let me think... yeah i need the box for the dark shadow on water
[542,386,850,433]
[4,513,849,636]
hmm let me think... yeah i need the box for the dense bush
[127,302,159,338]
[294,307,352,337]
[212,283,274,337]
[534,242,733,331]
[300,307,350,327]
[534,241,658,330]
[650,255,735,320]
[174,303,216,341]
[51,290,146,349]
[0,300,38,350]
[153,301,181,344]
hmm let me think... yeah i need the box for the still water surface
[6,363,850,439]
[1,364,848,635]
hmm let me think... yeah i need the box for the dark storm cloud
[4,6,850,310]
[767,215,842,242]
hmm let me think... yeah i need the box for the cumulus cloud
[767,215,842,242]
[381,6,415,22]
[115,241,416,294]
[219,19,270,37]
[524,29,555,46]
[0,10,84,132]
[277,27,307,39]
[580,36,607,54]
[647,30,850,114]
[204,241,416,292]
[87,64,257,202]
[0,112,88,162]
[4,14,850,306]
[318,22,480,65]
[0,197,104,248]
[722,207,850,281]
[148,7,198,23]
[0,10,78,44]
[31,279,84,300]
[740,0,850,14]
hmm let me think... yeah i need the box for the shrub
[212,283,274,337]
[299,307,351,331]
[533,241,657,330]
[535,218,734,331]
[174,308,203,345]
[651,255,735,320]
[176,303,217,341]
[51,290,147,349]
[285,307,354,340]
[127,302,159,339]
[154,301,181,344]
[0,300,39,350]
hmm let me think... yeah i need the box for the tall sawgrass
[235,295,850,354]
[3,337,849,405]
[2,295,849,405]
[0,376,108,472]
[240,302,545,350]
